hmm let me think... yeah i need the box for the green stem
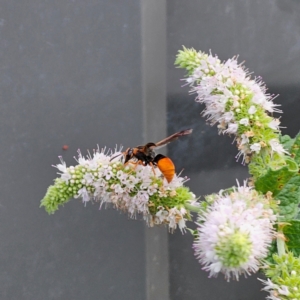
[184,201,201,213]
[277,228,286,257]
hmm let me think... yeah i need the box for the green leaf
[254,158,298,196]
[280,134,295,153]
[249,149,288,180]
[283,220,300,256]
[276,174,300,220]
[289,132,300,165]
[253,153,300,220]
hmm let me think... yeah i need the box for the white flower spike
[43,146,195,233]
[193,182,276,280]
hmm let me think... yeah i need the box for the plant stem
[184,201,201,213]
[277,228,286,257]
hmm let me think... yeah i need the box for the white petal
[248,105,257,114]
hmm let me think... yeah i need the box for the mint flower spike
[175,46,204,76]
[260,253,300,300]
[175,47,288,163]
[193,182,276,281]
[259,278,290,300]
[41,146,196,233]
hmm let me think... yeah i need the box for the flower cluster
[40,147,196,232]
[175,47,300,300]
[193,182,276,280]
[260,253,300,300]
[175,47,288,163]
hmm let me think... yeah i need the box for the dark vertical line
[140,0,169,299]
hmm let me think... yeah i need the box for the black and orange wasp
[111,129,193,183]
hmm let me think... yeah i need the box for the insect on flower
[110,129,193,183]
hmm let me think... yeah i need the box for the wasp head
[124,147,134,164]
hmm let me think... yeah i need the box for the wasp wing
[154,128,193,150]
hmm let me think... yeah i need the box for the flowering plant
[175,47,300,299]
[41,147,196,232]
[41,47,300,299]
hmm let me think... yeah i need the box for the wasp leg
[124,160,144,173]
[149,162,156,177]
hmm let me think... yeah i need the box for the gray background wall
[0,1,147,299]
[0,0,299,299]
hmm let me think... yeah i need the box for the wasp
[113,129,192,183]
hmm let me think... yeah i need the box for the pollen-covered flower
[193,182,276,280]
[175,47,287,163]
[41,146,196,232]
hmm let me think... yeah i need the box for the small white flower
[259,278,290,300]
[113,184,124,194]
[61,173,72,184]
[223,111,234,123]
[250,143,261,153]
[54,157,72,183]
[147,185,157,195]
[278,285,289,296]
[153,206,187,233]
[268,119,280,131]
[178,218,186,232]
[269,139,289,155]
[156,208,169,222]
[77,187,90,204]
[248,105,257,115]
[252,93,266,105]
[167,207,187,233]
[225,123,238,134]
[240,134,249,145]
[102,168,113,180]
[263,100,282,113]
[77,153,88,166]
[83,173,94,184]
[56,161,67,173]
[259,278,279,293]
[239,118,249,126]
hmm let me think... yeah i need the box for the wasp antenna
[110,152,123,162]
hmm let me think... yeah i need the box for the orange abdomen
[157,157,175,183]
